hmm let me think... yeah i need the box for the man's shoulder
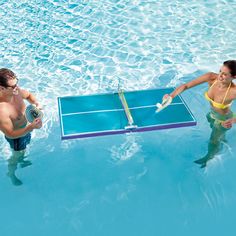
[0,102,10,117]
[0,101,7,108]
[19,88,30,98]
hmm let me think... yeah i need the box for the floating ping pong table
[58,88,196,140]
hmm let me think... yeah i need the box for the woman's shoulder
[230,82,236,98]
[205,72,217,85]
[208,72,218,79]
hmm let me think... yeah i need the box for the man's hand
[34,102,43,110]
[30,118,42,130]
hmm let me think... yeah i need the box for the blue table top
[58,88,196,139]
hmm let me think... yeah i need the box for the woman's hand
[163,94,171,100]
[221,118,234,129]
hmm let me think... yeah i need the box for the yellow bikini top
[205,80,232,109]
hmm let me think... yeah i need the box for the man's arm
[20,89,41,107]
[0,115,42,139]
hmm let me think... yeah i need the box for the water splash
[110,133,142,164]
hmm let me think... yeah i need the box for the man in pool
[163,60,236,167]
[0,68,42,185]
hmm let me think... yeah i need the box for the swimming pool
[1,0,236,235]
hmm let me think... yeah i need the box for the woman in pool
[165,60,236,168]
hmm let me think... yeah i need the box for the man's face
[1,77,19,95]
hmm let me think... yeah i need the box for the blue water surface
[1,0,236,235]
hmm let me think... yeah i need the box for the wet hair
[0,68,16,87]
[223,60,236,76]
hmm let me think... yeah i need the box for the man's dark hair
[223,60,236,76]
[0,68,16,87]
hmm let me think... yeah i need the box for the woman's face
[218,65,233,83]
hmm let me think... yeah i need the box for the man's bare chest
[5,96,26,124]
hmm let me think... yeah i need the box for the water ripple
[1,0,236,155]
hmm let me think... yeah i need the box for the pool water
[1,0,236,235]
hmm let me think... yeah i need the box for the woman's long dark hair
[224,60,236,76]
